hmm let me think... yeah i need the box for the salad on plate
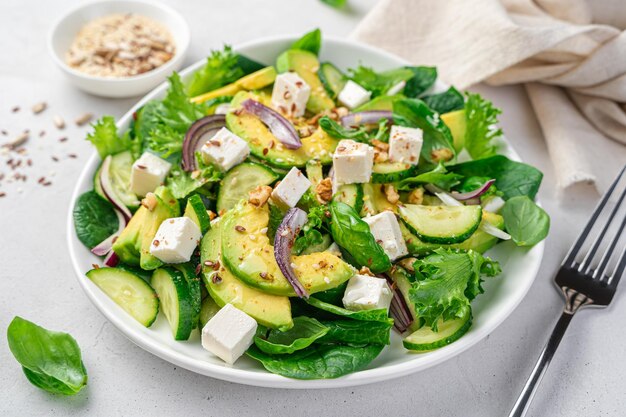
[73,29,549,380]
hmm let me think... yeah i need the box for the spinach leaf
[320,0,347,9]
[329,201,391,273]
[448,155,543,200]
[502,196,550,246]
[397,164,463,191]
[393,98,455,164]
[73,191,119,249]
[403,66,437,98]
[319,116,370,141]
[306,297,393,324]
[86,116,135,159]
[7,317,87,395]
[319,320,392,346]
[464,92,503,160]
[254,317,329,354]
[410,249,500,330]
[312,281,348,305]
[290,28,322,55]
[187,46,244,97]
[423,87,465,114]
[235,54,265,75]
[246,343,383,379]
[348,66,414,97]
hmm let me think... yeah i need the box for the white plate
[67,35,544,389]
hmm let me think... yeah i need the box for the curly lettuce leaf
[410,249,500,331]
[86,116,135,158]
[166,156,222,199]
[464,92,503,160]
[187,46,244,97]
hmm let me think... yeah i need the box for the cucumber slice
[93,163,105,200]
[299,233,332,255]
[86,267,159,327]
[109,151,140,209]
[371,161,418,183]
[403,310,472,351]
[173,263,202,330]
[305,160,324,188]
[318,62,346,99]
[399,204,482,244]
[184,194,211,233]
[360,183,377,217]
[332,184,364,214]
[151,267,195,340]
[216,162,279,213]
[199,296,221,329]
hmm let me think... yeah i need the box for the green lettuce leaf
[397,164,463,191]
[403,66,437,98]
[187,46,244,97]
[464,92,503,160]
[86,116,134,158]
[348,66,414,97]
[166,159,222,199]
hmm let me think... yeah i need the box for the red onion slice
[273,207,309,298]
[241,99,301,149]
[340,111,393,128]
[100,155,132,222]
[103,250,119,267]
[450,179,495,201]
[384,274,414,333]
[182,114,226,171]
[91,208,126,256]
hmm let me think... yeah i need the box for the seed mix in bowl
[65,13,175,78]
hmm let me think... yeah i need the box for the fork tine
[563,165,626,268]
[580,183,626,274]
[609,245,626,288]
[593,208,626,281]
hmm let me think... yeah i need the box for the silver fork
[508,165,626,417]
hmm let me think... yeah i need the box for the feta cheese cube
[271,167,311,208]
[214,103,231,115]
[386,80,406,96]
[271,72,311,117]
[149,217,202,264]
[130,152,172,197]
[201,127,250,172]
[338,80,372,109]
[388,125,423,165]
[201,304,257,364]
[332,139,374,185]
[362,211,408,260]
[342,274,393,312]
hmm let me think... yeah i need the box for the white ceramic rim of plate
[66,34,544,389]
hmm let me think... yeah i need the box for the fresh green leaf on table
[290,28,322,55]
[246,343,383,379]
[448,155,543,200]
[423,87,465,114]
[502,196,550,246]
[403,66,437,98]
[464,92,503,160]
[329,201,392,273]
[254,317,329,354]
[73,190,119,249]
[7,317,87,395]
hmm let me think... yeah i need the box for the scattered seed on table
[32,102,47,114]
[68,153,77,159]
[39,130,46,138]
[59,137,68,142]
[11,106,20,113]
[42,181,52,186]
[27,159,32,166]
[0,192,5,197]
[53,115,65,129]
[38,176,45,184]
[75,113,93,126]
[1,132,29,150]
[52,156,59,162]
[1,130,7,136]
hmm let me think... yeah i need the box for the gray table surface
[1,1,624,416]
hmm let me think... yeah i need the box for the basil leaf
[73,191,119,249]
[423,87,465,114]
[318,116,370,142]
[448,155,543,200]
[319,320,392,346]
[403,66,437,98]
[254,317,329,354]
[7,317,87,395]
[329,201,391,273]
[290,29,322,55]
[393,98,455,164]
[397,164,463,191]
[306,297,393,324]
[348,66,414,97]
[502,196,550,246]
[246,343,384,379]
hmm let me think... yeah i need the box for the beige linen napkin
[351,0,626,192]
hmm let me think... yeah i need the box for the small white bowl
[48,0,190,98]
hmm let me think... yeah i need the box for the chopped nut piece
[248,185,272,207]
[315,178,333,204]
[75,113,93,126]
[141,192,158,211]
[431,147,454,163]
[384,184,400,204]
[407,187,424,205]
[32,102,47,114]
[358,266,375,276]
[397,258,417,273]
[373,150,389,163]
[207,210,216,221]
[371,139,389,152]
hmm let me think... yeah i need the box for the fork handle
[508,311,574,417]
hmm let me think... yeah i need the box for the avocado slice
[354,94,405,112]
[226,91,340,169]
[191,66,277,104]
[401,211,504,255]
[360,183,397,217]
[112,186,180,269]
[221,201,355,296]
[441,109,467,152]
[200,219,293,331]
[276,49,335,113]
